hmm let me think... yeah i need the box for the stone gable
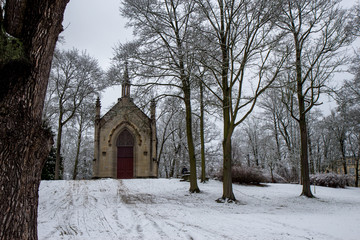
[93,96,157,179]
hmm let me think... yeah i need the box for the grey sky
[60,0,357,113]
[61,0,132,70]
[61,0,356,69]
[61,0,133,110]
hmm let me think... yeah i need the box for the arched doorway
[116,129,134,178]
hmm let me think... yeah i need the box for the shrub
[310,173,352,188]
[262,171,288,183]
[217,165,269,185]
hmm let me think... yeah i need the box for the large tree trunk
[183,85,200,193]
[355,154,359,188]
[222,129,236,201]
[220,66,235,201]
[221,79,236,201]
[298,113,313,197]
[55,115,63,180]
[200,81,207,183]
[218,0,235,202]
[73,123,83,180]
[295,33,313,198]
[0,1,69,239]
[297,79,313,198]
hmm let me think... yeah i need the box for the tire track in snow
[118,182,233,240]
[117,180,175,239]
[39,180,121,239]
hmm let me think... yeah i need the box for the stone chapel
[93,64,158,179]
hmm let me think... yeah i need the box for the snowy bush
[217,165,269,185]
[310,173,353,188]
[262,171,288,183]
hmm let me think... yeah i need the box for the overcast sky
[61,0,358,113]
[61,0,356,68]
[61,0,132,70]
[61,0,133,110]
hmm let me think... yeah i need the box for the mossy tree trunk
[0,1,69,239]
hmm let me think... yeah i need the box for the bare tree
[350,0,360,36]
[244,118,261,167]
[276,0,353,197]
[72,101,95,180]
[46,49,102,179]
[118,0,200,192]
[259,87,301,181]
[156,97,186,178]
[260,89,283,166]
[195,0,287,201]
[328,111,348,174]
[336,53,360,186]
[0,1,69,239]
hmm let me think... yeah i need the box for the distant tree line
[42,48,104,180]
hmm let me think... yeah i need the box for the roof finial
[122,61,131,98]
[124,61,130,83]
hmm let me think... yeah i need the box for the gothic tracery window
[116,129,134,147]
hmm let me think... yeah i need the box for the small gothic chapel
[93,64,157,179]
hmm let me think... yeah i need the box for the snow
[38,179,360,240]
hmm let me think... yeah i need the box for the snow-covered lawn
[38,179,360,240]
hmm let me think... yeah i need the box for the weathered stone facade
[93,69,157,179]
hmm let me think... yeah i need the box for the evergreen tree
[41,147,63,180]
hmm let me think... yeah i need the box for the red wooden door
[117,146,133,179]
[116,129,134,179]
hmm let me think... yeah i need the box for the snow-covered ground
[38,179,360,240]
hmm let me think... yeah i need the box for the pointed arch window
[116,129,134,147]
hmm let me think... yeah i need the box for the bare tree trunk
[165,164,169,178]
[218,0,235,202]
[221,68,235,201]
[353,140,359,187]
[355,153,359,187]
[156,114,174,172]
[0,1,69,239]
[316,143,322,173]
[298,115,313,197]
[222,127,235,201]
[293,32,313,196]
[294,22,313,197]
[340,140,347,174]
[169,158,176,178]
[184,86,200,193]
[55,116,63,180]
[297,86,313,197]
[273,114,282,165]
[269,163,275,183]
[200,82,207,183]
[221,94,236,201]
[308,132,315,174]
[73,123,83,180]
